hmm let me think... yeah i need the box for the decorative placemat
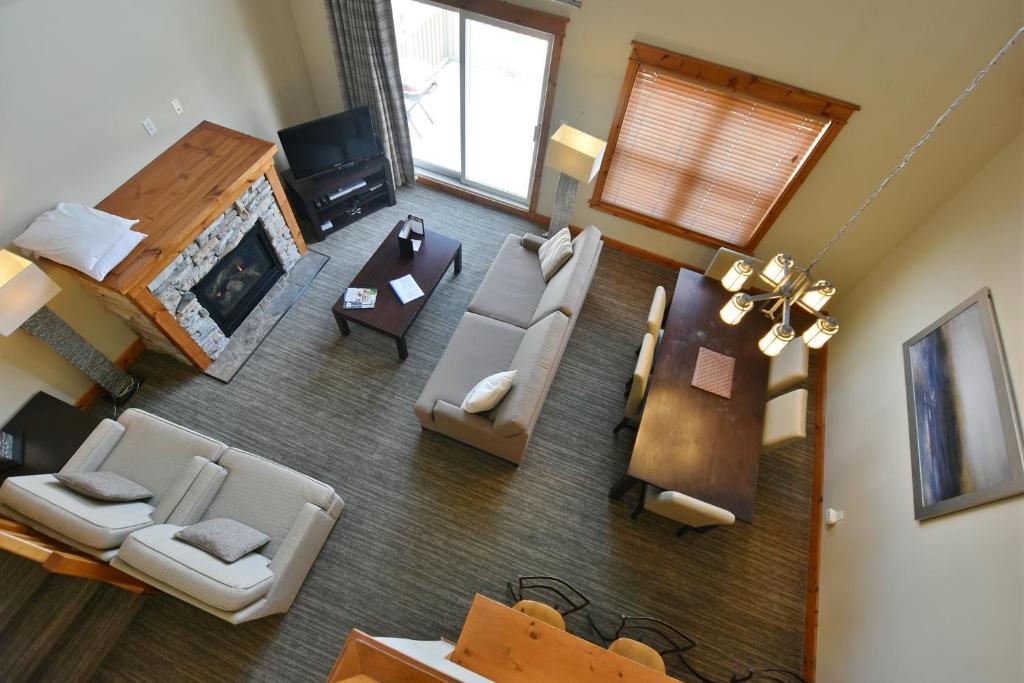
[691,346,735,399]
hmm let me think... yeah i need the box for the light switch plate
[170,98,183,115]
[142,118,158,136]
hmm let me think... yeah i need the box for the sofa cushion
[101,409,227,507]
[492,311,571,437]
[538,228,573,281]
[461,370,517,414]
[54,471,153,502]
[468,234,547,328]
[199,449,339,557]
[531,226,602,325]
[415,312,526,428]
[0,474,154,549]
[175,518,271,563]
[118,524,273,612]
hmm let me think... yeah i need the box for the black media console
[281,153,397,243]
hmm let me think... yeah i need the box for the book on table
[343,287,377,309]
[389,274,424,305]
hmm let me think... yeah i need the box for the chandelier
[717,25,1022,357]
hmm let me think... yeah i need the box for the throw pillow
[88,230,147,281]
[537,228,573,281]
[14,203,138,274]
[461,370,517,413]
[54,471,153,502]
[175,518,271,563]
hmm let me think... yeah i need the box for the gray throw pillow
[174,518,270,563]
[54,471,153,502]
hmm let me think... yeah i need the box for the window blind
[600,65,829,246]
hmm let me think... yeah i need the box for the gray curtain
[323,0,415,187]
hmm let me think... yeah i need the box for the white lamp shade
[721,259,753,292]
[545,124,607,183]
[803,317,839,349]
[761,253,792,286]
[720,293,753,325]
[0,249,60,336]
[801,280,835,311]
[758,323,795,356]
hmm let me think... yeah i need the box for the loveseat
[0,408,343,624]
[414,225,603,463]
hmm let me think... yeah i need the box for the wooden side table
[0,392,103,483]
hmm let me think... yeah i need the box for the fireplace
[192,219,284,336]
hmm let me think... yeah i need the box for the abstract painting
[903,288,1024,520]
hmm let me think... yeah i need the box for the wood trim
[528,31,564,215]
[425,0,568,36]
[803,346,828,682]
[74,337,146,410]
[327,629,463,682]
[130,288,213,369]
[590,43,859,252]
[629,42,860,121]
[416,175,534,221]
[0,517,154,594]
[266,162,308,255]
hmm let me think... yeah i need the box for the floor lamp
[544,124,607,237]
[0,249,141,423]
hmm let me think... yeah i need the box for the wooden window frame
[590,42,860,252]
[413,0,568,215]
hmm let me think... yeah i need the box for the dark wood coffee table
[332,221,462,360]
[1,392,103,483]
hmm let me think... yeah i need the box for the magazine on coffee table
[389,274,424,305]
[342,287,377,309]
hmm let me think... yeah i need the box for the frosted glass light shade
[801,280,835,311]
[762,253,792,286]
[803,317,839,349]
[758,323,795,356]
[720,293,753,325]
[721,259,753,292]
[0,249,61,336]
[546,124,607,183]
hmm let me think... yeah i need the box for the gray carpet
[59,184,814,682]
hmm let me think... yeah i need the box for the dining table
[609,268,770,523]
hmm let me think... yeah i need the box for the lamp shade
[545,124,607,183]
[0,249,60,336]
[758,323,795,356]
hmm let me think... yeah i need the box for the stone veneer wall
[147,175,302,359]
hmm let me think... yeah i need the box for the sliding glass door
[393,0,553,205]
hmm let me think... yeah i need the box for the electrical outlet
[825,508,844,526]
[170,98,184,115]
[142,118,158,136]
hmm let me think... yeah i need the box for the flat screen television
[278,107,381,180]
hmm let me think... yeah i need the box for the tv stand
[281,154,397,243]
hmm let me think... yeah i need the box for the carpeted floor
[80,184,816,682]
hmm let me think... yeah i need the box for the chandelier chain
[807,25,1024,272]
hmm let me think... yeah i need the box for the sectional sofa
[414,225,603,463]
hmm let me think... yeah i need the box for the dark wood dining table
[609,268,770,523]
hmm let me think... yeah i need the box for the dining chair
[731,668,807,682]
[588,615,704,678]
[762,388,809,451]
[507,575,590,632]
[615,333,656,434]
[632,285,667,362]
[634,485,736,535]
[767,339,809,395]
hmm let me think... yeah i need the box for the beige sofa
[414,226,603,463]
[0,409,343,624]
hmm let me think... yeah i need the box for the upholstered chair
[615,332,656,434]
[767,340,809,395]
[762,388,809,451]
[645,285,667,337]
[0,409,227,560]
[636,486,736,536]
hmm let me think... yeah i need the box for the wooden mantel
[42,122,306,369]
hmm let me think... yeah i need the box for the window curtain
[323,0,415,187]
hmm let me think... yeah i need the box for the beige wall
[0,0,320,421]
[290,0,1021,284]
[817,135,1023,682]
[290,0,347,115]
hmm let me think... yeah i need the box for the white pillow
[14,203,138,274]
[88,230,147,281]
[461,370,517,413]
[538,228,573,281]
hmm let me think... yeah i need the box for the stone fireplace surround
[147,174,301,360]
